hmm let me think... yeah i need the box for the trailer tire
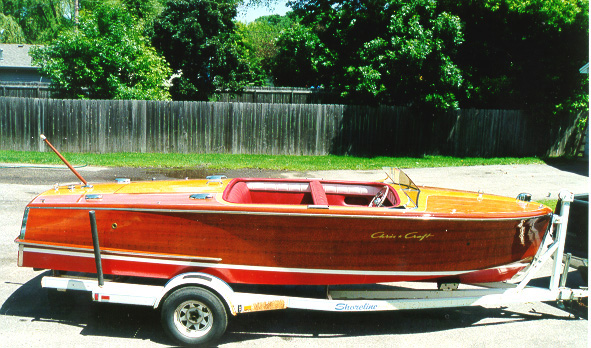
[161,287,227,347]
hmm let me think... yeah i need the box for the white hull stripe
[23,246,475,277]
[17,241,221,262]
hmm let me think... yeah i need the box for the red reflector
[94,294,110,301]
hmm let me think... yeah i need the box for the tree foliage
[0,0,166,44]
[0,0,77,43]
[152,0,256,100]
[31,2,171,100]
[237,14,294,83]
[277,0,465,111]
[439,0,588,117]
[272,22,329,87]
[121,0,166,21]
[0,12,26,42]
[276,0,588,116]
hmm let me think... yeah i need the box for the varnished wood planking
[22,206,550,272]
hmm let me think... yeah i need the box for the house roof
[0,44,38,68]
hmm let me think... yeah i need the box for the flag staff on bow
[40,134,91,187]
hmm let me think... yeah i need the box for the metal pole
[550,190,574,291]
[89,210,104,287]
[560,253,572,288]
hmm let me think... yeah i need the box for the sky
[236,3,290,23]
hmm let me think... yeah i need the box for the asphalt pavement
[0,162,588,347]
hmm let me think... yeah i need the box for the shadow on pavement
[544,159,589,177]
[0,272,169,345]
[220,304,579,345]
[1,271,585,346]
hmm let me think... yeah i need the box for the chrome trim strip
[19,207,29,239]
[17,243,222,262]
[307,205,329,209]
[85,194,103,200]
[18,244,24,267]
[21,245,473,277]
[190,193,214,200]
[26,206,552,222]
[206,175,227,180]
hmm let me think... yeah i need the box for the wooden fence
[216,87,339,104]
[0,84,338,104]
[0,82,51,98]
[0,97,583,157]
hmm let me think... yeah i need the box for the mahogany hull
[17,204,552,285]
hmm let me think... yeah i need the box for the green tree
[438,0,588,116]
[272,22,330,87]
[237,14,294,83]
[346,2,464,110]
[0,0,76,43]
[0,13,26,42]
[0,0,167,44]
[278,0,465,110]
[122,0,166,21]
[152,0,256,100]
[31,3,171,100]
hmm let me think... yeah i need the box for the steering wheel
[368,186,389,207]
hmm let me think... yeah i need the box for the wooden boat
[16,165,552,286]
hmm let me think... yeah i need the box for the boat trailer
[40,190,588,346]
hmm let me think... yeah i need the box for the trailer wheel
[161,287,227,346]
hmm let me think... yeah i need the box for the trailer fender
[154,273,237,315]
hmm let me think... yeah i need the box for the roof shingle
[0,44,37,68]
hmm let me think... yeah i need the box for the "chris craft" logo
[371,231,434,241]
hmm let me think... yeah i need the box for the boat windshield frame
[383,167,420,209]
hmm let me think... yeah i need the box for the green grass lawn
[0,150,547,171]
[538,199,558,210]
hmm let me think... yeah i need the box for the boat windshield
[383,167,420,209]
